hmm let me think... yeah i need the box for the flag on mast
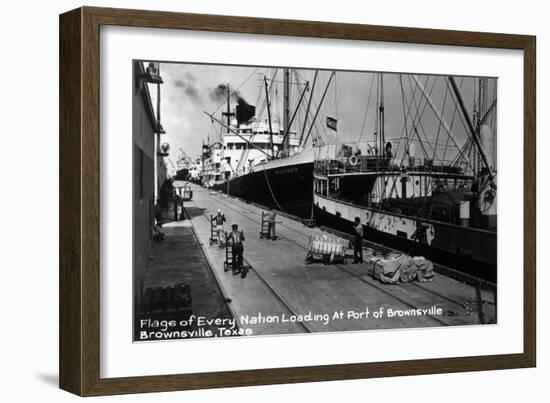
[326,116,338,131]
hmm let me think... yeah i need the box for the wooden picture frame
[59,6,536,396]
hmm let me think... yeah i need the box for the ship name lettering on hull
[274,167,299,174]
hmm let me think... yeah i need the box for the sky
[146,61,497,169]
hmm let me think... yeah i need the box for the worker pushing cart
[227,224,247,278]
[260,209,278,240]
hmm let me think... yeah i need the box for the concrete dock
[184,183,496,337]
[136,217,234,340]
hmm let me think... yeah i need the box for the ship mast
[264,76,275,158]
[474,77,488,174]
[303,71,335,145]
[299,71,318,145]
[283,68,291,153]
[448,77,494,182]
[378,73,388,202]
[221,83,234,130]
[281,80,310,147]
[379,73,385,157]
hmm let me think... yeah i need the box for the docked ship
[200,69,332,218]
[313,74,498,282]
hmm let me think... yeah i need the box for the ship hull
[314,194,497,282]
[213,161,314,218]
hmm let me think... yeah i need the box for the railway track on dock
[191,191,475,327]
[318,225,497,318]
[223,196,494,314]
[190,203,314,334]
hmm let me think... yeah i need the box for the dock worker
[154,199,163,227]
[174,194,182,221]
[213,209,226,247]
[267,209,277,240]
[353,217,364,264]
[227,224,246,278]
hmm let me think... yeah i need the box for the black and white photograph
[2,0,545,399]
[133,60,498,342]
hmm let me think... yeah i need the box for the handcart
[306,235,347,264]
[224,231,233,272]
[209,214,225,246]
[181,186,193,201]
[259,211,280,239]
[259,212,270,238]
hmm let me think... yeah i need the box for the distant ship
[201,123,314,217]
[312,74,497,282]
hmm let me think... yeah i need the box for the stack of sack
[371,252,434,284]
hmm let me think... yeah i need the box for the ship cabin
[201,142,224,188]
[220,103,301,179]
[313,141,489,228]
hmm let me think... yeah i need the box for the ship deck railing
[313,156,466,177]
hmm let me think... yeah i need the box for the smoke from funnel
[209,84,228,102]
[209,83,249,106]
[234,93,249,106]
[174,75,200,100]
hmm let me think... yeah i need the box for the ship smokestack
[236,104,256,125]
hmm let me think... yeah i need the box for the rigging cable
[210,68,259,115]
[383,74,422,202]
[358,73,376,143]
[432,77,448,163]
[262,163,287,213]
[444,77,478,173]
[406,76,437,159]
[390,73,426,160]
[442,78,462,164]
[236,69,278,172]
[299,70,318,145]
[302,71,336,146]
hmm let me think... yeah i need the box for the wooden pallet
[142,283,192,313]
